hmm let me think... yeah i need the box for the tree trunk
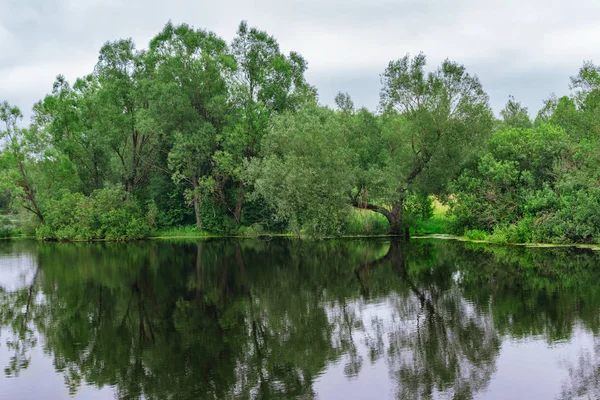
[388,203,403,235]
[234,182,244,224]
[386,200,409,240]
[192,178,202,230]
[18,161,43,222]
[352,198,409,240]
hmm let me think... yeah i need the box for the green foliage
[3,23,600,242]
[252,104,354,237]
[464,229,488,241]
[37,186,152,240]
[197,199,238,234]
[450,124,569,237]
[487,218,535,244]
[0,215,20,238]
[356,53,493,233]
[450,61,600,244]
[145,200,159,230]
[237,223,266,237]
[499,95,532,129]
[240,197,286,232]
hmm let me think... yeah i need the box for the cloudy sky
[2,0,600,122]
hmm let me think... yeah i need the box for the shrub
[238,223,266,237]
[488,218,534,244]
[464,229,488,241]
[36,186,152,241]
[0,214,18,238]
[146,201,159,231]
[198,200,237,235]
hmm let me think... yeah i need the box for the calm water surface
[1,238,600,399]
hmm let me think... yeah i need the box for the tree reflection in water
[1,239,600,399]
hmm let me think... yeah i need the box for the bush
[198,200,237,235]
[0,214,19,238]
[536,189,600,244]
[488,226,510,244]
[37,186,153,241]
[146,201,159,231]
[241,198,287,233]
[488,218,535,244]
[238,223,266,237]
[464,229,488,241]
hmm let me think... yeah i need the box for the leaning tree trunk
[18,161,43,222]
[387,200,410,240]
[353,198,410,240]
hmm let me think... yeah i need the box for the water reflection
[1,239,600,399]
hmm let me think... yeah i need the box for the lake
[0,238,599,399]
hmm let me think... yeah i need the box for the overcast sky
[2,0,600,123]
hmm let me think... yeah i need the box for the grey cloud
[1,0,598,122]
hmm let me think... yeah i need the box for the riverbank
[4,202,600,249]
[412,234,600,250]
[4,230,600,250]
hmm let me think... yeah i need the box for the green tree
[94,39,158,193]
[0,102,44,221]
[355,53,493,236]
[220,21,315,224]
[149,22,233,229]
[251,104,353,236]
[499,95,532,129]
[33,74,109,192]
[450,124,569,235]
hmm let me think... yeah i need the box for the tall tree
[220,21,315,224]
[94,39,158,193]
[33,74,108,192]
[0,102,44,221]
[149,22,233,229]
[570,61,600,137]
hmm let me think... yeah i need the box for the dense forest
[1,21,600,243]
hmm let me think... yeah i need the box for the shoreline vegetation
[2,21,600,244]
[3,200,600,250]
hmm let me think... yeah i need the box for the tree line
[1,21,599,242]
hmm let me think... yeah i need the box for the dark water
[1,239,600,399]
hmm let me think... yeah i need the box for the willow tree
[33,74,109,193]
[0,102,44,221]
[353,53,493,236]
[251,103,353,236]
[149,22,233,229]
[94,39,158,193]
[219,21,315,224]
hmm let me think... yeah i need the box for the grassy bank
[413,200,453,235]
[151,202,455,240]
